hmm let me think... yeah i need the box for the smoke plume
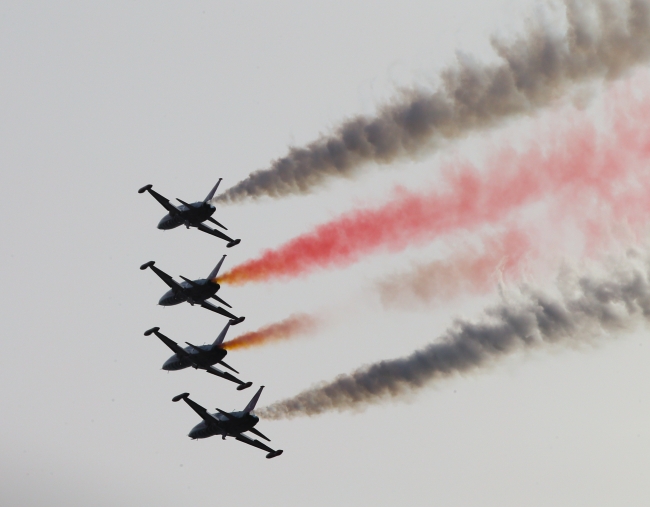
[217,0,650,203]
[258,249,650,419]
[222,314,318,350]
[218,89,650,286]
[378,228,532,307]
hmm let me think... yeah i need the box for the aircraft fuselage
[158,202,216,230]
[159,279,219,306]
[188,412,259,440]
[163,345,228,371]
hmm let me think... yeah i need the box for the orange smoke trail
[222,314,319,351]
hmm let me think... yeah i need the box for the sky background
[1,1,649,506]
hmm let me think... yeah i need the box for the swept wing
[140,261,184,293]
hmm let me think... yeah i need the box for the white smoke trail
[259,248,650,418]
[217,0,650,204]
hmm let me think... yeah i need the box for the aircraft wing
[235,433,276,455]
[148,264,184,293]
[146,328,192,359]
[204,365,250,389]
[172,394,221,427]
[140,186,180,215]
[196,223,235,243]
[200,300,239,320]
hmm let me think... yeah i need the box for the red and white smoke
[219,86,650,288]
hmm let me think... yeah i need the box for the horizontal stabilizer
[185,342,205,353]
[211,294,232,309]
[176,198,195,210]
[144,327,160,336]
[227,239,241,248]
[237,382,253,391]
[206,216,228,230]
[218,359,238,374]
[138,184,153,194]
[230,316,245,325]
[248,427,271,442]
[140,261,155,270]
[266,450,283,459]
[179,275,202,288]
[172,393,189,402]
[215,408,238,420]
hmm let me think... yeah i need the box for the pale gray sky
[1,1,649,506]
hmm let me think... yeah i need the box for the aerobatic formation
[138,0,650,459]
[139,179,283,459]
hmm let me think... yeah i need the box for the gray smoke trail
[217,0,650,204]
[258,249,650,419]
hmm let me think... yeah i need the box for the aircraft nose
[188,423,204,439]
[157,215,172,230]
[158,290,175,306]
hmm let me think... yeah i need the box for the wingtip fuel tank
[237,382,253,391]
[140,261,155,270]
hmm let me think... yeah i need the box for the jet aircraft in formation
[139,180,282,458]
[172,387,283,459]
[138,179,241,247]
[140,255,245,324]
[144,322,252,390]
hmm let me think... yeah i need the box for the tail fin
[212,321,232,347]
[204,179,222,203]
[207,255,226,280]
[243,386,264,414]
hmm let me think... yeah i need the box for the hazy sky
[1,1,649,506]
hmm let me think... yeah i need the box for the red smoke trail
[222,314,319,350]
[219,89,650,286]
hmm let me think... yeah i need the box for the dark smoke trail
[217,0,650,204]
[218,84,650,286]
[258,249,650,418]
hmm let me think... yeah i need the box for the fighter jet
[172,387,283,459]
[143,323,252,390]
[140,255,245,324]
[138,180,241,247]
